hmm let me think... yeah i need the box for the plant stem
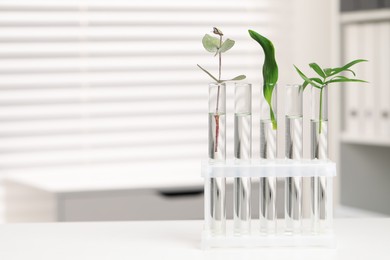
[214,85,220,153]
[319,86,324,134]
[218,36,222,82]
[214,35,223,153]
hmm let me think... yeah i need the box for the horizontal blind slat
[0,0,276,172]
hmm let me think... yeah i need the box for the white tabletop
[3,161,203,192]
[0,218,388,260]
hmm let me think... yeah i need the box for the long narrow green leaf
[197,64,218,82]
[326,78,368,84]
[328,68,356,77]
[330,75,349,81]
[299,81,309,92]
[344,69,356,76]
[324,68,332,76]
[328,59,367,76]
[294,65,321,90]
[248,29,278,129]
[309,77,324,85]
[309,63,326,78]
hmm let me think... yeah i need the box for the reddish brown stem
[214,34,223,153]
[214,114,219,153]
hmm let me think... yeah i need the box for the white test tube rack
[201,159,336,249]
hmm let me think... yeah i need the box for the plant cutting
[248,29,278,130]
[198,27,246,152]
[294,59,368,133]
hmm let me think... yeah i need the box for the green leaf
[328,59,368,77]
[294,65,321,90]
[197,64,219,82]
[299,81,309,92]
[324,68,332,76]
[248,29,278,129]
[325,78,368,84]
[218,38,235,53]
[329,75,349,81]
[344,69,356,76]
[325,67,355,77]
[309,63,326,78]
[220,75,246,82]
[309,77,324,86]
[202,34,220,53]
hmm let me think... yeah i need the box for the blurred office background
[0,0,388,223]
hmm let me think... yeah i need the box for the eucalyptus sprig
[198,27,246,153]
[197,27,246,83]
[294,59,368,133]
[248,30,278,129]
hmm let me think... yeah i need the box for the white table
[3,169,204,222]
[0,218,388,259]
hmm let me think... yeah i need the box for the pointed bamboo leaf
[248,29,278,129]
[324,68,332,76]
[328,59,368,76]
[218,39,235,53]
[344,69,356,76]
[202,34,220,53]
[299,81,309,92]
[330,75,350,81]
[327,68,355,77]
[197,64,219,82]
[294,65,321,90]
[309,63,326,78]
[309,77,324,86]
[326,78,368,84]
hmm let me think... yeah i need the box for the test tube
[233,83,252,235]
[310,85,328,233]
[206,82,226,235]
[285,84,303,234]
[259,84,277,234]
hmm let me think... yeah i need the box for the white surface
[2,161,203,192]
[202,159,337,178]
[202,232,336,249]
[0,219,389,259]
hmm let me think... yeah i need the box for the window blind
[0,0,284,177]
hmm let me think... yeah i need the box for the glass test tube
[310,85,328,233]
[259,84,277,234]
[233,83,252,235]
[206,82,226,235]
[285,84,303,234]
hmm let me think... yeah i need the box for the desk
[0,218,388,259]
[3,170,204,222]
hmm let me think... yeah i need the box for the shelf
[340,134,390,147]
[340,9,390,24]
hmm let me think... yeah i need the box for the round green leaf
[202,34,220,53]
[218,39,235,53]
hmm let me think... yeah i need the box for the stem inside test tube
[207,82,226,235]
[310,85,328,233]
